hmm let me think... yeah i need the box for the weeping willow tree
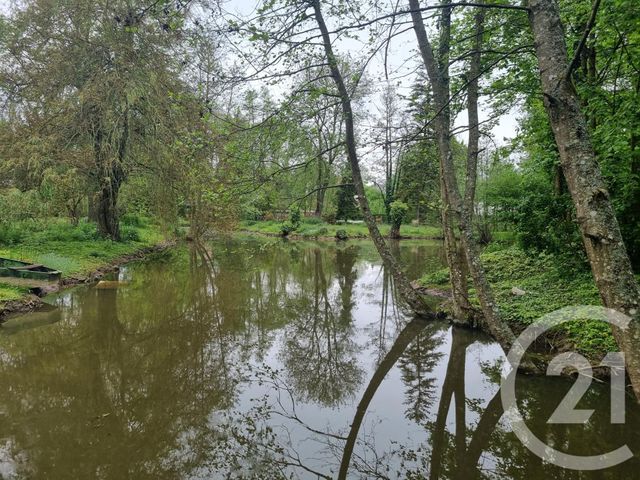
[0,0,192,240]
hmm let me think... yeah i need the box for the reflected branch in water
[338,318,439,479]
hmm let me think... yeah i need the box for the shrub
[389,201,409,227]
[335,229,348,240]
[0,223,25,245]
[389,201,409,238]
[322,211,337,224]
[120,225,141,242]
[289,207,301,229]
[241,204,263,221]
[0,188,43,223]
[280,222,295,236]
[28,220,99,243]
[121,213,145,227]
[299,226,328,237]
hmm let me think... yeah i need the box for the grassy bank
[239,219,442,239]
[0,218,167,311]
[418,247,622,360]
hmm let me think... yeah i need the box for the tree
[409,0,518,350]
[336,167,359,221]
[389,200,409,239]
[231,0,431,314]
[528,0,640,399]
[1,0,190,240]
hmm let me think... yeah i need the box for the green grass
[0,218,167,311]
[239,219,442,239]
[418,247,619,359]
[0,283,27,302]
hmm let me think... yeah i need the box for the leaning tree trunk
[529,0,640,399]
[409,0,516,350]
[312,0,430,316]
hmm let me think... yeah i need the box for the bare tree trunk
[529,0,640,399]
[312,0,430,316]
[314,160,328,217]
[409,0,516,349]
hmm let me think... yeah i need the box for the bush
[28,220,100,243]
[335,229,348,240]
[0,188,43,223]
[322,211,337,224]
[0,223,25,245]
[389,201,409,228]
[121,213,145,227]
[120,225,141,242]
[280,222,295,236]
[241,204,263,221]
[289,207,301,229]
[299,226,328,237]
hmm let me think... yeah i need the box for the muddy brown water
[0,236,638,479]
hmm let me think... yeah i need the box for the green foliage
[241,205,263,221]
[280,222,295,236]
[336,169,359,221]
[322,211,337,225]
[335,229,348,240]
[296,226,328,238]
[0,223,26,245]
[120,225,141,242]
[419,268,450,287]
[289,207,301,229]
[418,247,614,359]
[0,189,43,223]
[302,216,323,225]
[363,186,384,217]
[389,201,409,229]
[40,167,86,223]
[121,214,146,228]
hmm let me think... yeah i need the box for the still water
[0,237,638,479]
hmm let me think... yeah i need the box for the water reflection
[0,237,637,479]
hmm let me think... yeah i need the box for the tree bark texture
[529,0,640,399]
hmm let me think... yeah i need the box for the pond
[0,236,638,479]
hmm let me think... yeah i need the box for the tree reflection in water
[0,238,638,479]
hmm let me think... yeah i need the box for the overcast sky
[0,0,520,158]
[221,0,521,148]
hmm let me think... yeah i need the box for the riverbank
[0,219,171,320]
[417,247,628,365]
[239,219,442,240]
